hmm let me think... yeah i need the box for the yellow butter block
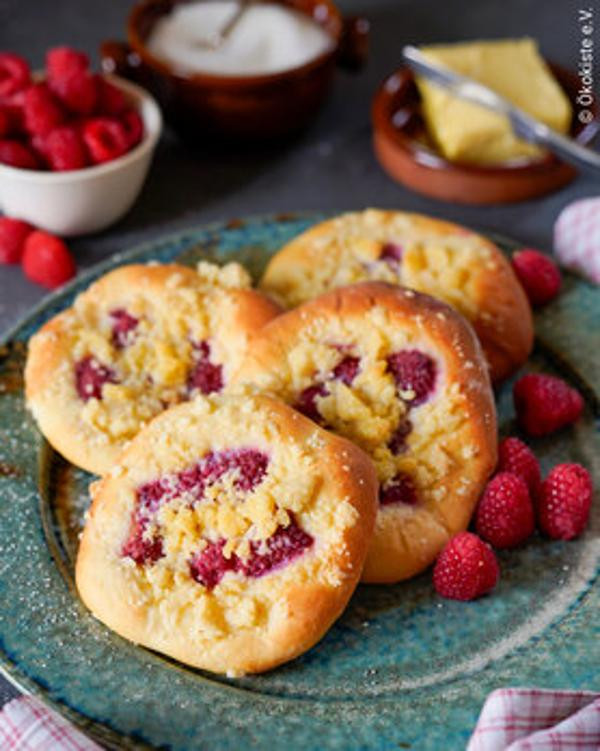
[416,38,572,164]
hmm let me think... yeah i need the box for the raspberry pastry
[261,209,533,382]
[25,262,280,475]
[75,392,377,675]
[234,282,497,583]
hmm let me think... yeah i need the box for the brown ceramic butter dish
[371,64,599,205]
[101,0,368,141]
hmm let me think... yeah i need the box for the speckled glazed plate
[0,214,598,751]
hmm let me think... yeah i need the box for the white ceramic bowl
[0,74,162,236]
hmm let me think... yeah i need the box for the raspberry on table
[0,217,33,264]
[512,248,562,306]
[44,126,88,171]
[82,117,129,164]
[513,373,584,436]
[0,53,30,97]
[22,230,76,289]
[497,437,541,497]
[23,83,65,136]
[475,472,535,549]
[537,463,593,540]
[0,139,38,169]
[433,532,499,601]
[46,47,89,81]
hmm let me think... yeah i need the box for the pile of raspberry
[0,47,143,171]
[433,373,593,602]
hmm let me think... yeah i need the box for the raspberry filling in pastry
[379,242,404,265]
[74,356,117,401]
[110,308,139,349]
[294,347,436,508]
[122,447,313,587]
[189,521,313,590]
[187,340,224,396]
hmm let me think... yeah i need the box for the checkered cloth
[1,690,599,749]
[0,696,101,750]
[554,197,600,284]
[468,688,600,750]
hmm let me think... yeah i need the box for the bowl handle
[100,40,143,81]
[337,16,370,71]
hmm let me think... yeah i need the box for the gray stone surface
[0,0,597,710]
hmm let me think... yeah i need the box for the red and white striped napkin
[554,197,600,285]
[0,696,102,750]
[468,688,600,750]
[1,689,599,750]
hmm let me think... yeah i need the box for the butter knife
[403,45,600,174]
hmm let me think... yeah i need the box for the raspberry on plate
[46,47,89,81]
[475,472,535,548]
[513,373,584,436]
[0,217,33,264]
[433,532,499,601]
[22,230,76,289]
[537,463,593,540]
[497,437,541,497]
[0,53,30,97]
[23,83,65,136]
[82,117,129,164]
[0,139,38,169]
[512,249,562,306]
[44,126,88,171]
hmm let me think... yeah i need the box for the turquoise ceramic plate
[0,214,598,750]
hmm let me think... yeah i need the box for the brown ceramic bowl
[371,63,599,204]
[101,0,368,141]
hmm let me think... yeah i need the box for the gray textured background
[0,0,597,716]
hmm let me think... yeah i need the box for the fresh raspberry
[497,437,541,497]
[120,108,144,148]
[22,230,76,288]
[82,117,129,164]
[0,94,25,135]
[0,217,33,264]
[50,71,98,116]
[512,249,562,306]
[475,472,535,548]
[0,139,38,169]
[513,373,584,436]
[23,84,65,136]
[96,77,126,116]
[387,349,436,406]
[46,47,89,81]
[43,126,88,171]
[433,532,499,601]
[0,108,11,137]
[0,53,30,97]
[537,463,593,540]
